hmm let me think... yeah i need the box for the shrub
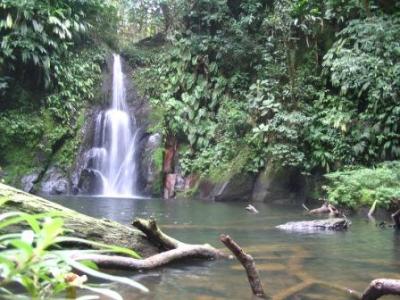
[325,161,400,209]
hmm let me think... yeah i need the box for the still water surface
[50,196,400,300]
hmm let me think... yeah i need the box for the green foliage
[0,207,147,299]
[0,45,108,183]
[119,0,186,41]
[0,0,115,182]
[0,0,116,90]
[249,79,310,168]
[325,161,400,208]
[306,92,355,172]
[132,0,400,179]
[323,16,400,163]
[47,47,107,124]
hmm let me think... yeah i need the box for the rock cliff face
[140,133,163,195]
[196,174,256,202]
[251,165,306,203]
[159,138,305,202]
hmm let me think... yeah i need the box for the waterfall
[84,54,139,197]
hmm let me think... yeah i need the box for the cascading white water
[85,54,139,196]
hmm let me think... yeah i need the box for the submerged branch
[220,234,267,299]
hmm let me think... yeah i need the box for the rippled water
[49,196,400,300]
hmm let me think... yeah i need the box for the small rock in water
[245,204,259,214]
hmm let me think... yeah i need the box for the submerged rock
[277,218,350,232]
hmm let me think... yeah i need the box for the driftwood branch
[302,203,310,211]
[368,200,378,219]
[71,218,225,270]
[220,234,267,299]
[361,278,400,300]
[132,218,183,250]
[308,201,341,217]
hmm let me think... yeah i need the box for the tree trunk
[0,183,159,257]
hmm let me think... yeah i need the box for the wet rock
[276,218,350,232]
[70,106,102,193]
[173,150,187,193]
[141,133,163,196]
[21,173,39,193]
[197,173,256,202]
[252,165,305,203]
[174,174,186,192]
[40,167,70,195]
[77,169,103,195]
[164,173,177,199]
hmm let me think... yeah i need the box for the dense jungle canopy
[1,0,400,208]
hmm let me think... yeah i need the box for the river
[49,196,400,300]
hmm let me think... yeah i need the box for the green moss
[207,145,254,183]
[152,147,164,172]
[151,174,163,196]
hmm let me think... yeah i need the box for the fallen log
[220,234,267,299]
[0,183,158,257]
[71,244,223,270]
[276,218,350,232]
[71,218,224,270]
[132,218,183,250]
[361,278,400,300]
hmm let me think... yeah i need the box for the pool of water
[49,196,400,300]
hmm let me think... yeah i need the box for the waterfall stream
[84,54,139,196]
